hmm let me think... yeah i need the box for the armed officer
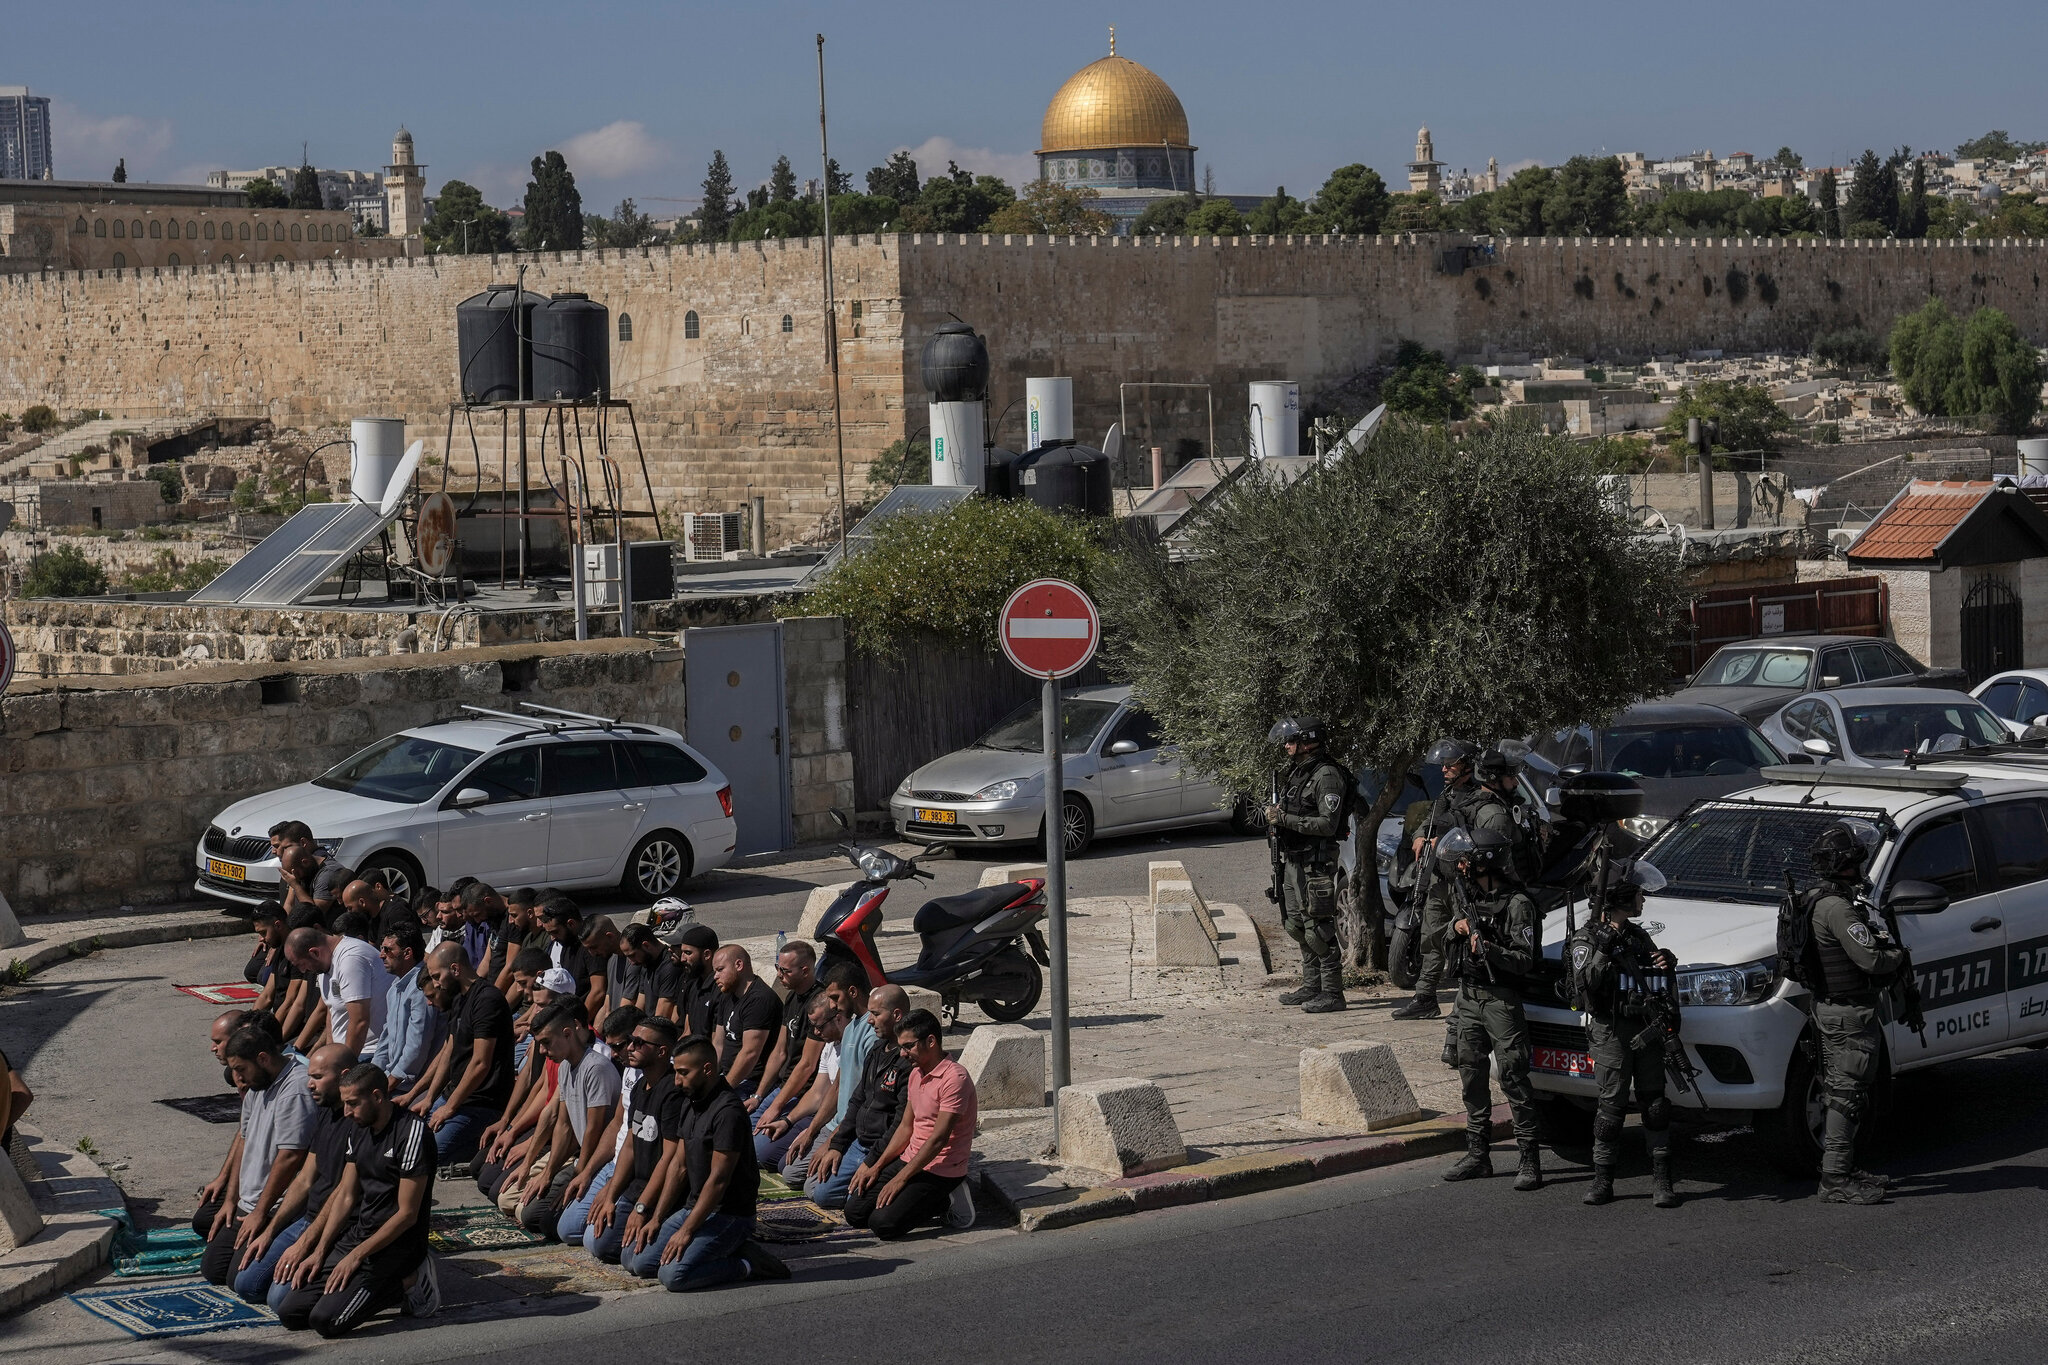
[1805,819,1904,1205]
[1436,826,1544,1190]
[1392,739,1517,1021]
[1264,717,1350,1015]
[1569,859,1681,1208]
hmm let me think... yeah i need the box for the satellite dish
[415,491,458,578]
[1102,422,1123,464]
[1329,404,1386,461]
[379,440,425,519]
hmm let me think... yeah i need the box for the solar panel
[801,484,975,583]
[188,500,392,606]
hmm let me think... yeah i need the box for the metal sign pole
[1043,673,1069,1135]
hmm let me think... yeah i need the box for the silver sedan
[888,684,1256,856]
[1760,686,2009,766]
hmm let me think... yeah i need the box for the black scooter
[813,814,1051,1024]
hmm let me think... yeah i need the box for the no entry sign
[1000,578,1099,679]
[0,618,13,696]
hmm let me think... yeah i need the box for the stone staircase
[0,418,193,480]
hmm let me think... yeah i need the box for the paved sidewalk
[4,904,247,981]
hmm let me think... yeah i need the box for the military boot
[1851,1167,1897,1190]
[1390,993,1440,1021]
[1302,955,1347,1013]
[1582,1164,1616,1206]
[1442,1129,1493,1182]
[1276,946,1319,1006]
[1512,1141,1544,1191]
[1652,1150,1680,1208]
[1818,1174,1887,1205]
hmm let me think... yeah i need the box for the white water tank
[1025,377,1074,449]
[1248,382,1299,459]
[930,400,985,488]
[2021,438,2048,478]
[349,417,407,505]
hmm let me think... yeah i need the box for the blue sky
[17,0,2046,214]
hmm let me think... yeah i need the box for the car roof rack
[519,703,624,729]
[1760,764,1968,793]
[460,704,566,734]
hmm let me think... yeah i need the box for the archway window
[131,220,143,238]
[167,220,179,239]
[239,223,250,240]
[684,310,699,339]
[205,222,216,240]
[274,254,286,262]
[185,221,197,238]
[150,220,162,238]
[94,219,106,237]
[320,224,333,242]
[168,252,180,266]
[112,219,125,238]
[112,252,125,267]
[73,216,87,234]
[290,224,302,241]
[618,313,633,341]
[256,224,269,241]
[781,314,792,333]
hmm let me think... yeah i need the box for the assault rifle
[1868,890,1928,1049]
[1631,962,1702,1094]
[1450,871,1498,985]
[1264,771,1284,906]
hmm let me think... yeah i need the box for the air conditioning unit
[583,543,620,607]
[582,540,676,606]
[681,512,744,562]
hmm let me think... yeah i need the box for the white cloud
[899,137,1040,190]
[558,121,667,180]
[51,101,174,181]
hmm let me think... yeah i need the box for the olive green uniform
[1447,883,1540,1145]
[1569,920,1671,1167]
[1272,754,1350,999]
[1412,782,1507,999]
[1808,886,1903,1180]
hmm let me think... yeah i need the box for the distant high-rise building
[0,87,55,181]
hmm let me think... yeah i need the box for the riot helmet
[1475,745,1520,786]
[1439,825,1511,875]
[1810,818,1881,881]
[1425,737,1477,769]
[1268,717,1327,748]
[1595,858,1666,913]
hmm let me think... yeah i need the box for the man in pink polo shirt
[843,1009,979,1239]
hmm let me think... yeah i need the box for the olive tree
[1097,416,1690,961]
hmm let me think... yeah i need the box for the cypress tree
[289,160,323,210]
[1817,170,1840,238]
[522,150,584,251]
[769,155,798,203]
[111,158,127,183]
[1900,158,1930,238]
[699,150,735,241]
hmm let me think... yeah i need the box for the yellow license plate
[914,808,957,825]
[208,858,246,881]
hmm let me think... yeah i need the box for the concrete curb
[0,1124,125,1317]
[993,1106,1513,1233]
[5,910,246,983]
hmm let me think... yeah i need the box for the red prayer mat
[175,983,260,1005]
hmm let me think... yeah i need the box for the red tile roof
[1847,480,1989,563]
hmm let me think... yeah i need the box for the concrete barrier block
[978,862,1048,889]
[0,1155,44,1253]
[1147,859,1188,901]
[794,881,855,940]
[1154,905,1219,967]
[1056,1077,1186,1177]
[1300,1040,1426,1131]
[904,986,944,1017]
[0,890,22,951]
[959,1023,1044,1109]
[1154,878,1218,939]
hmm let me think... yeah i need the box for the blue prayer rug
[69,1279,276,1338]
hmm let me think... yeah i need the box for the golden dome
[1038,50,1191,155]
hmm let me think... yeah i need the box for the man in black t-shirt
[282,846,355,928]
[622,1037,786,1290]
[711,946,780,1099]
[602,924,662,1027]
[276,1064,439,1337]
[585,1016,683,1263]
[539,897,604,1012]
[750,941,825,1166]
[402,943,515,1165]
[654,923,720,1037]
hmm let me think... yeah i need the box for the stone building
[1406,126,1444,195]
[384,128,427,238]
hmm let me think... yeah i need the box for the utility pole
[817,33,848,557]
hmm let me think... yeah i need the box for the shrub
[117,551,224,593]
[231,476,260,510]
[864,439,931,493]
[793,497,1111,655]
[1661,380,1792,452]
[20,404,57,434]
[20,545,108,597]
[144,464,184,502]
[1380,340,1475,422]
[1889,299,2044,432]
[1814,327,1887,371]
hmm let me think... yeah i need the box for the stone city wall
[2,235,2046,536]
[0,625,854,915]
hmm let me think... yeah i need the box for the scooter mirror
[830,808,851,831]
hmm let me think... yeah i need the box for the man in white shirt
[286,926,394,1062]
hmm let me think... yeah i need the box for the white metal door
[684,624,790,854]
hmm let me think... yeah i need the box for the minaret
[384,127,427,237]
[1406,125,1443,195]
[1487,156,1499,192]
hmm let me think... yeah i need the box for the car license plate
[1532,1046,1594,1077]
[914,808,957,825]
[207,858,247,882]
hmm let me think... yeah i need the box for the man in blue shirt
[371,926,442,1096]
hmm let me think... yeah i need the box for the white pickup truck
[1526,757,2048,1173]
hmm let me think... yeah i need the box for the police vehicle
[1526,755,2048,1173]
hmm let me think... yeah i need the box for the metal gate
[1961,576,2023,685]
[684,624,790,855]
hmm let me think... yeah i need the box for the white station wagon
[196,705,737,908]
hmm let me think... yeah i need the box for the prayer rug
[753,1199,877,1249]
[176,983,261,1005]
[103,1207,210,1279]
[157,1094,243,1125]
[428,1206,548,1253]
[69,1279,275,1338]
[757,1170,810,1203]
[466,1244,655,1297]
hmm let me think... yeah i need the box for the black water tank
[1013,441,1112,516]
[919,321,989,401]
[531,293,612,402]
[981,446,1021,499]
[456,285,543,404]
